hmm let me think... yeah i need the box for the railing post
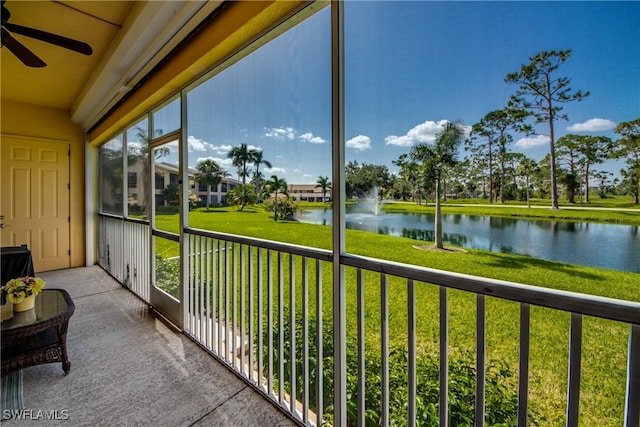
[518,303,530,427]
[381,274,389,426]
[625,324,640,427]
[476,294,486,427]
[357,269,366,426]
[408,279,416,427]
[331,0,346,425]
[439,286,449,427]
[566,313,582,427]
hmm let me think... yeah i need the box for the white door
[1,136,70,272]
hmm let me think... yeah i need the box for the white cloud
[384,120,470,147]
[195,156,234,168]
[187,136,209,152]
[515,134,550,149]
[407,120,450,143]
[384,134,415,147]
[567,118,616,132]
[346,135,372,151]
[265,127,296,140]
[266,167,287,174]
[303,173,313,178]
[300,132,327,144]
[206,144,232,155]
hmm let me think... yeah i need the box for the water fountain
[359,186,384,216]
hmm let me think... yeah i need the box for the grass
[156,204,640,425]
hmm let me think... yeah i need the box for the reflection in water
[401,229,469,247]
[296,209,640,273]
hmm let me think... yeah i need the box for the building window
[128,172,137,188]
[155,172,164,189]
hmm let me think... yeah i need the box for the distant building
[287,184,331,202]
[127,162,241,207]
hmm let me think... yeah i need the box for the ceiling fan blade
[1,27,46,67]
[5,22,92,56]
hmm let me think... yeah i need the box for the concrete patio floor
[1,266,297,427]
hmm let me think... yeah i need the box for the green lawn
[157,204,639,425]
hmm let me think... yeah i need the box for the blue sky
[185,1,639,185]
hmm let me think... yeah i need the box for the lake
[296,208,640,273]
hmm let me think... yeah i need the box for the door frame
[148,130,183,328]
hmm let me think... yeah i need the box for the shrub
[260,309,534,426]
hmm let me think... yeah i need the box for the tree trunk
[584,163,591,203]
[206,185,211,211]
[273,190,278,221]
[434,178,443,249]
[488,144,494,203]
[500,156,505,204]
[548,113,559,209]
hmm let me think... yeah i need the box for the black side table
[1,289,75,376]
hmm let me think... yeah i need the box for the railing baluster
[193,236,197,339]
[206,238,212,349]
[232,243,238,369]
[258,248,264,390]
[518,303,530,427]
[268,249,274,396]
[208,237,214,350]
[625,324,640,427]
[440,286,449,427]
[225,241,230,363]
[194,235,199,335]
[248,246,254,382]
[200,236,205,343]
[289,254,296,415]
[381,273,389,427]
[566,313,582,427]
[476,294,486,427]
[240,244,246,376]
[189,235,195,333]
[357,268,366,427]
[408,279,416,427]
[278,251,285,405]
[302,257,309,424]
[218,239,223,357]
[315,258,323,427]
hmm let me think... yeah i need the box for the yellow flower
[1,276,46,304]
[30,278,46,293]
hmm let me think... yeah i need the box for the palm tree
[126,127,165,211]
[228,144,257,185]
[227,185,256,211]
[266,175,288,221]
[252,150,272,197]
[193,159,227,211]
[411,121,464,249]
[315,176,332,203]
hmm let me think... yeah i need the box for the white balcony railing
[98,213,640,426]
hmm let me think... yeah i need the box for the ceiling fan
[1,0,92,67]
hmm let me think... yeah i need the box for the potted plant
[1,276,46,312]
